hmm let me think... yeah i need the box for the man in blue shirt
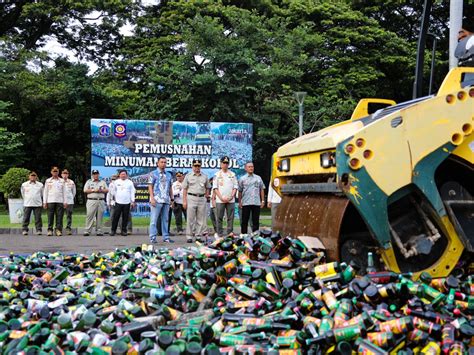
[148,157,174,243]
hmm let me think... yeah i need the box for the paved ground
[0,227,241,255]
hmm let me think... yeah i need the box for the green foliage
[0,100,24,174]
[0,167,30,198]
[0,0,453,184]
[0,57,115,180]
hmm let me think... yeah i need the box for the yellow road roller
[271,67,474,278]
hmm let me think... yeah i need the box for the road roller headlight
[320,152,335,168]
[278,159,290,172]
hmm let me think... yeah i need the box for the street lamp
[294,91,307,137]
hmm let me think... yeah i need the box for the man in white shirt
[21,171,43,236]
[43,166,67,236]
[61,169,76,235]
[267,185,282,232]
[212,156,238,237]
[109,169,136,236]
[172,171,186,235]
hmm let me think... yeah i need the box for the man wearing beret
[43,166,67,236]
[212,156,238,237]
[182,159,211,243]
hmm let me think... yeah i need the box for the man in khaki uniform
[83,170,108,236]
[182,159,210,243]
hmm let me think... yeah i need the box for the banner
[91,119,253,216]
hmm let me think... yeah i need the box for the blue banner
[91,119,253,216]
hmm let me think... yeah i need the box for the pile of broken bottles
[0,231,473,354]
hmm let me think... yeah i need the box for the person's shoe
[163,239,175,243]
[127,230,133,235]
[66,229,72,235]
[187,238,193,243]
[47,230,53,236]
[151,239,157,244]
[83,232,90,236]
[121,232,128,237]
[22,231,28,236]
[56,230,62,237]
[110,232,115,236]
[97,232,103,236]
[36,230,42,236]
[196,237,203,243]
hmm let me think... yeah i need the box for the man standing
[238,162,265,234]
[43,167,67,236]
[212,156,237,237]
[183,159,210,243]
[172,171,186,235]
[267,185,282,232]
[61,169,76,235]
[21,171,43,236]
[455,18,474,67]
[106,174,118,231]
[110,170,135,236]
[148,157,174,243]
[84,170,108,236]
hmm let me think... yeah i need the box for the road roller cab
[272,67,474,278]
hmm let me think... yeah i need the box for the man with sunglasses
[182,159,211,243]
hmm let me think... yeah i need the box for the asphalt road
[0,228,235,255]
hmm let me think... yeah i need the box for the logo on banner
[99,123,111,137]
[114,123,126,138]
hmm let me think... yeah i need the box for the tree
[110,0,416,180]
[0,57,115,184]
[0,0,138,65]
[0,100,24,174]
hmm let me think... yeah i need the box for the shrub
[0,167,30,199]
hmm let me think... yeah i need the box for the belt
[187,192,205,197]
[88,198,104,201]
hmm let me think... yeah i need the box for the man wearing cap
[172,171,186,235]
[110,169,135,236]
[238,162,265,234]
[61,169,76,235]
[83,169,108,236]
[148,157,174,243]
[182,159,211,243]
[212,156,238,237]
[43,167,68,236]
[21,172,43,236]
[455,17,474,67]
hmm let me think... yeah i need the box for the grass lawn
[0,205,271,228]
